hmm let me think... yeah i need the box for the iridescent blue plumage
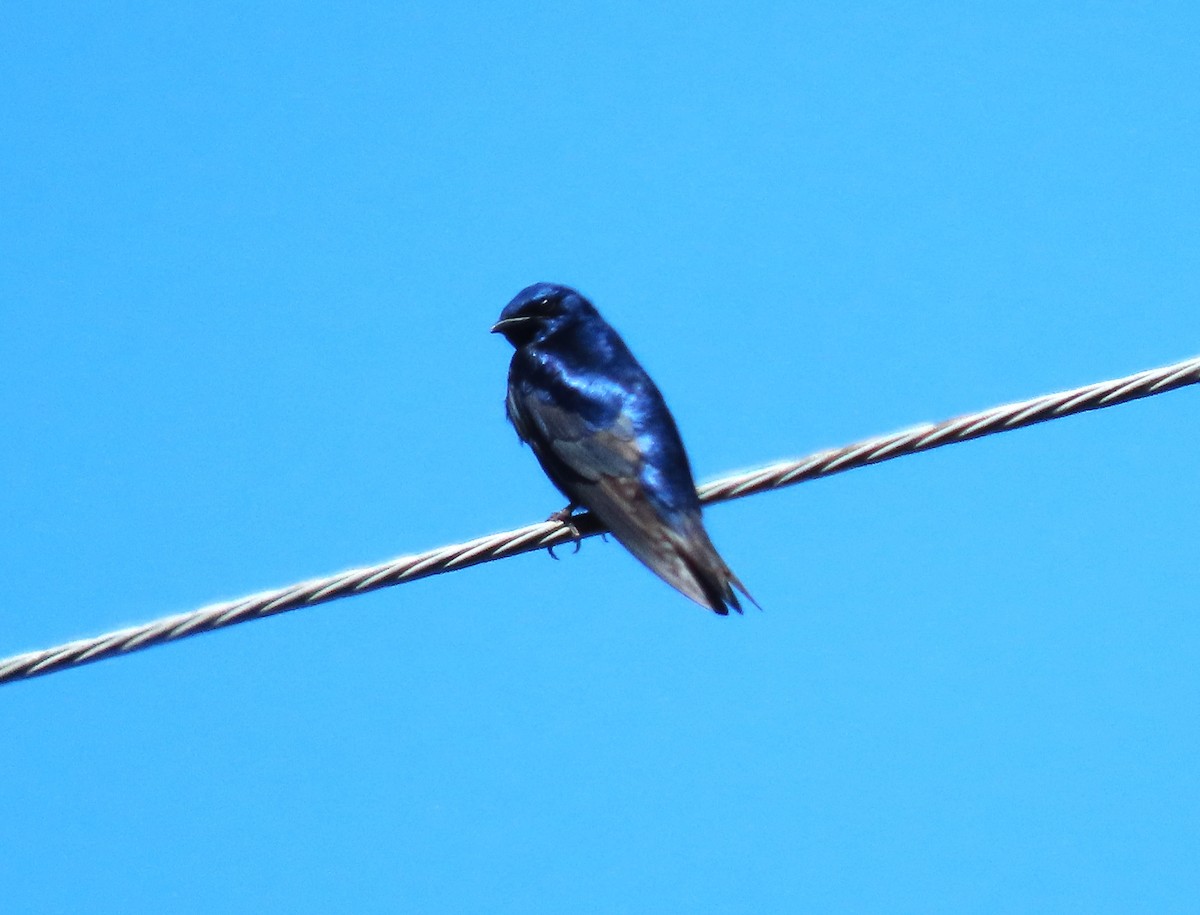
[492,282,757,615]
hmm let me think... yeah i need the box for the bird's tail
[647,513,760,616]
[679,542,761,616]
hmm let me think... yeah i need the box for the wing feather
[510,374,757,615]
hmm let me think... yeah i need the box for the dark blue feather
[492,283,757,615]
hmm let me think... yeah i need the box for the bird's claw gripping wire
[546,504,582,559]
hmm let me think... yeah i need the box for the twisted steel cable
[3,354,1198,686]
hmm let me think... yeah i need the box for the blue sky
[3,3,1198,911]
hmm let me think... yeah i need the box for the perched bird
[491,282,757,615]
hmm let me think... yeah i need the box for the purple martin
[492,282,757,615]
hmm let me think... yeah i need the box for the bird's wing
[516,391,751,615]
[507,385,632,474]
[586,472,750,614]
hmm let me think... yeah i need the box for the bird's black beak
[490,316,531,334]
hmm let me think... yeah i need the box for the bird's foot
[547,504,581,559]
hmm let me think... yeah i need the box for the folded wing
[511,389,755,615]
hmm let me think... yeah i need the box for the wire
[3,354,1198,686]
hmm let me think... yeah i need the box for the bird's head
[490,282,598,348]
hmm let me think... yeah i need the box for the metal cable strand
[3,354,1198,686]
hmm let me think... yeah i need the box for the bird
[491,282,758,615]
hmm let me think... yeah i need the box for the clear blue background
[3,3,1198,911]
